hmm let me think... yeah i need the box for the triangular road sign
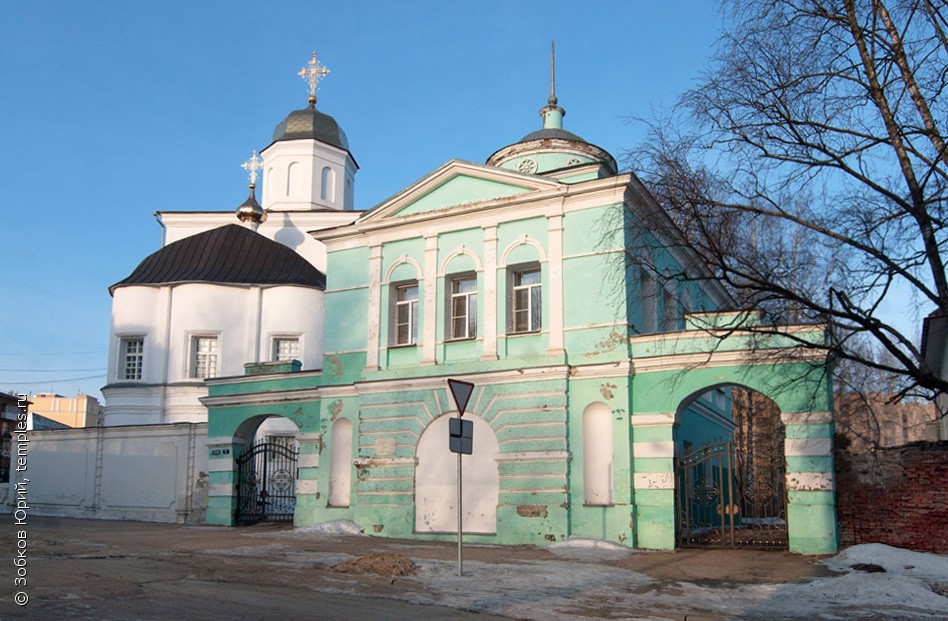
[447,379,475,416]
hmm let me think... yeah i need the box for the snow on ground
[201,534,948,620]
[547,537,633,561]
[393,541,948,621]
[822,543,948,583]
[266,519,365,537]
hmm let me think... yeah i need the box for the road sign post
[447,379,474,577]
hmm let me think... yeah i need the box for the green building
[201,58,838,555]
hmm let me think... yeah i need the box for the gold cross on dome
[298,51,330,105]
[242,150,263,186]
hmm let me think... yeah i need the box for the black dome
[110,224,325,295]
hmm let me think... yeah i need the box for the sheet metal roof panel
[110,224,326,294]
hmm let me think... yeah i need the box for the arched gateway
[201,312,837,555]
[629,312,838,555]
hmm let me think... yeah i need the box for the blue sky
[1,1,722,400]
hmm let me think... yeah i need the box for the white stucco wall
[261,138,357,213]
[4,423,208,524]
[104,283,324,425]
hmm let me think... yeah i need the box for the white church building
[102,53,358,428]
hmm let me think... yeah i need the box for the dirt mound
[333,553,416,576]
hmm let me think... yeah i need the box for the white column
[246,286,262,364]
[548,215,565,355]
[482,225,499,360]
[422,235,438,365]
[365,244,382,371]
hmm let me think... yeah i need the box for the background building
[28,392,102,428]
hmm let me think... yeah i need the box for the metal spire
[540,41,564,129]
[549,41,557,106]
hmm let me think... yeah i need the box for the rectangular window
[511,268,541,333]
[190,336,219,379]
[121,337,144,380]
[272,337,300,362]
[449,275,477,340]
[394,283,419,345]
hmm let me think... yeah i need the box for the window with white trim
[392,282,419,345]
[190,336,219,379]
[510,266,541,333]
[120,337,144,381]
[448,274,477,340]
[272,337,300,362]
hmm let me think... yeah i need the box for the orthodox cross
[298,51,330,106]
[242,150,263,186]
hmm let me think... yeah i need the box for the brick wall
[835,441,948,553]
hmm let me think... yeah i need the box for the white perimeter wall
[1,423,208,524]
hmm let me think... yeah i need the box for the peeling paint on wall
[600,383,617,399]
[517,504,549,518]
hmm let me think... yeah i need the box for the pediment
[360,160,562,222]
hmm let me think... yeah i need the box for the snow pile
[750,544,948,619]
[548,537,633,561]
[287,520,365,536]
[772,572,948,617]
[822,543,948,584]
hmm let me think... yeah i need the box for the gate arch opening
[233,414,301,525]
[675,384,787,549]
[414,412,499,534]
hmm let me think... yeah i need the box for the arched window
[328,418,353,507]
[320,166,335,202]
[583,402,614,505]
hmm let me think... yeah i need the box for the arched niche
[328,417,353,507]
[414,413,499,533]
[583,402,614,505]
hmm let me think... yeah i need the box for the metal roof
[110,224,326,295]
[518,127,587,144]
[271,106,349,150]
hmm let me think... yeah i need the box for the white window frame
[447,273,477,341]
[508,265,541,334]
[189,335,219,379]
[392,281,419,346]
[119,336,144,381]
[271,336,301,362]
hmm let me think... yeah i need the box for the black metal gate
[235,441,299,525]
[676,439,787,548]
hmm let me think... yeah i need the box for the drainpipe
[154,212,167,247]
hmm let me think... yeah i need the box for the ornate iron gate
[676,438,787,548]
[235,441,299,525]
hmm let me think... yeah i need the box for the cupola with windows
[260,52,359,212]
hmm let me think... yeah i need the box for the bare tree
[628,0,948,401]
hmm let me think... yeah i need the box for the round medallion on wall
[517,158,537,174]
[567,157,582,166]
